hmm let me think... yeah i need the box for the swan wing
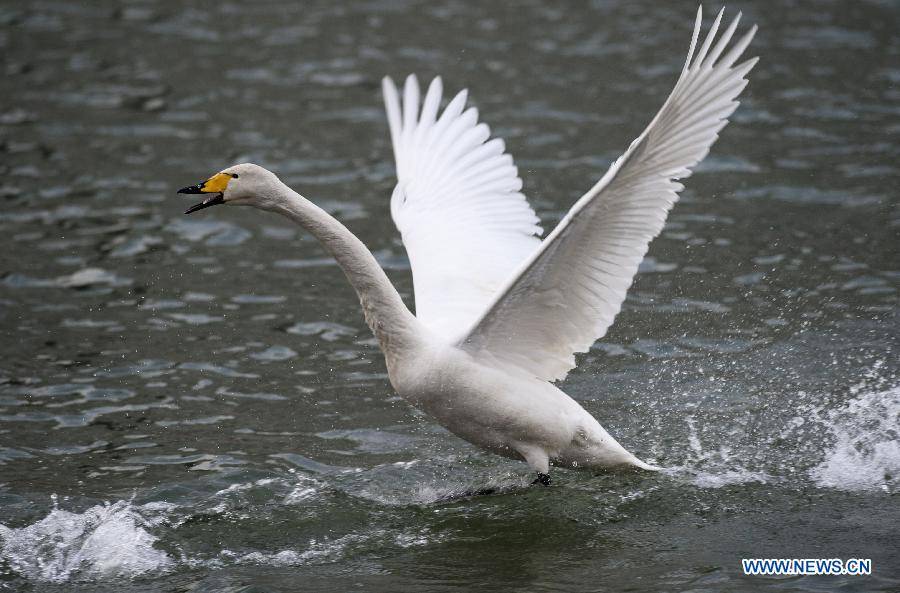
[382,75,542,341]
[460,8,758,381]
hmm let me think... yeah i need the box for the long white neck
[257,179,423,364]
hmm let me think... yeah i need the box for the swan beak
[178,172,232,214]
[181,191,224,214]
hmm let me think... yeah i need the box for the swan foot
[531,472,551,486]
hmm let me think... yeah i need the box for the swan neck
[267,183,421,359]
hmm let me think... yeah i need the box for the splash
[668,416,771,489]
[810,385,900,493]
[0,498,173,583]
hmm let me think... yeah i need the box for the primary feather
[458,7,759,382]
[382,75,542,341]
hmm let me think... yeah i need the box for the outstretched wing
[383,75,542,341]
[460,8,758,381]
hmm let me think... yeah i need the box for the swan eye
[231,173,239,178]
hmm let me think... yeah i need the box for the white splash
[810,385,900,493]
[671,416,771,489]
[283,474,321,505]
[0,498,173,583]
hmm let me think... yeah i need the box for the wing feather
[460,8,758,381]
[382,75,543,340]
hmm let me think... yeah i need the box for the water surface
[1,1,898,591]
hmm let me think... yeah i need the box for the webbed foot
[531,472,551,486]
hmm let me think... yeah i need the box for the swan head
[178,163,282,213]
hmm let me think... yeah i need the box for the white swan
[178,7,757,484]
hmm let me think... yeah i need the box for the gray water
[1,1,898,591]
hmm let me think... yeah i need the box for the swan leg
[517,444,551,485]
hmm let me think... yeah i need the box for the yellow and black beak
[178,172,233,214]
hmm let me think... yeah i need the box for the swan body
[178,7,757,482]
[390,337,648,473]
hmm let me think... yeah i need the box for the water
[1,0,898,591]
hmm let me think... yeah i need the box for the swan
[178,7,757,484]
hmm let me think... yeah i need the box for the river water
[1,1,898,591]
